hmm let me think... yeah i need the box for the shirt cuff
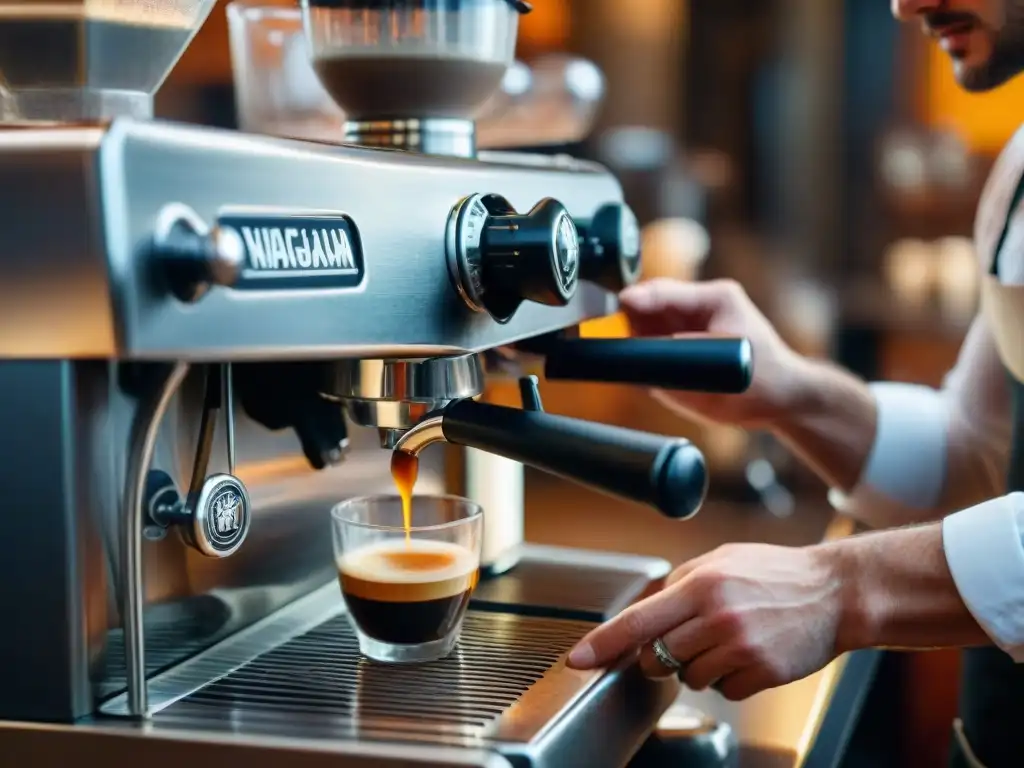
[829,383,949,527]
[943,493,1024,662]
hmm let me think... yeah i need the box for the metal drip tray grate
[105,559,680,768]
[100,595,233,697]
[159,607,598,748]
[185,613,582,730]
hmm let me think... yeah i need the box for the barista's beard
[960,0,1024,91]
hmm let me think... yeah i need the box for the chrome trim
[344,118,477,159]
[325,355,485,403]
[344,398,438,432]
[328,355,484,435]
[0,719,516,767]
[120,361,191,719]
[393,413,446,456]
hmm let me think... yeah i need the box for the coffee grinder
[0,0,751,765]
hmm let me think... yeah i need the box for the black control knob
[579,203,642,292]
[446,193,581,323]
[152,203,245,303]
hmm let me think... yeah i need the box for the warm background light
[922,43,1024,154]
[518,0,570,49]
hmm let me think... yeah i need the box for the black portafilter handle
[543,336,754,394]
[439,377,709,520]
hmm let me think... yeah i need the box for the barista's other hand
[618,278,807,427]
[565,542,843,701]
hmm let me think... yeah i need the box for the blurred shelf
[840,277,973,339]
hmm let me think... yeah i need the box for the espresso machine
[0,1,752,766]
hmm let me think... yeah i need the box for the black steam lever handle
[443,401,708,520]
[395,376,709,520]
[543,336,754,394]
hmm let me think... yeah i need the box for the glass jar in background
[477,53,605,148]
[300,0,519,123]
[227,2,603,149]
[226,1,345,140]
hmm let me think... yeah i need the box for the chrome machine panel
[0,121,619,361]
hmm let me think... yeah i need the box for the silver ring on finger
[651,637,684,674]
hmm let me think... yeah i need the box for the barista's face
[893,0,1024,90]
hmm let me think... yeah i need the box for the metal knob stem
[152,203,245,302]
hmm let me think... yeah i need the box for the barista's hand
[565,542,844,701]
[618,278,808,428]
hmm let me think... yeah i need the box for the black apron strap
[949,377,1024,768]
[1007,377,1024,492]
[947,160,1024,768]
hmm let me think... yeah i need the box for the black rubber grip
[544,337,753,394]
[442,400,708,520]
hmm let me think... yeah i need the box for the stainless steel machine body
[1,123,620,361]
[0,119,686,767]
[0,1,757,765]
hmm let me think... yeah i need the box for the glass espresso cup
[331,495,482,664]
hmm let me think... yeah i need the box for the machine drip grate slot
[100,595,234,697]
[170,611,594,739]
[473,559,654,621]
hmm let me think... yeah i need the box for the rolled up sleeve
[830,315,1011,528]
[944,494,1024,661]
[827,382,949,528]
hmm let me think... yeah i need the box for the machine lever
[147,364,252,558]
[186,365,219,497]
[519,375,544,412]
[542,336,754,394]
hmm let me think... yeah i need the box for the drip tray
[101,582,678,768]
[166,612,590,742]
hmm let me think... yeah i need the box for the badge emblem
[194,474,252,557]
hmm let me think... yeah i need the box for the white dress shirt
[830,253,1024,660]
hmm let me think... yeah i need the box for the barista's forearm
[823,522,989,653]
[769,357,877,493]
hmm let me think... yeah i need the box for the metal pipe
[392,413,445,457]
[120,361,191,719]
[224,363,236,473]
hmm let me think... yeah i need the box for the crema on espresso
[338,539,479,645]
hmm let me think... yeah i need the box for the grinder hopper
[0,0,218,122]
[300,0,532,156]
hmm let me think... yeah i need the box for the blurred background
[159,2,1012,763]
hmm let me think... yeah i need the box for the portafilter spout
[0,0,218,122]
[322,355,486,448]
[394,376,710,520]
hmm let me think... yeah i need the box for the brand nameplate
[218,212,366,290]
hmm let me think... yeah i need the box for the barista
[566,1,1024,766]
